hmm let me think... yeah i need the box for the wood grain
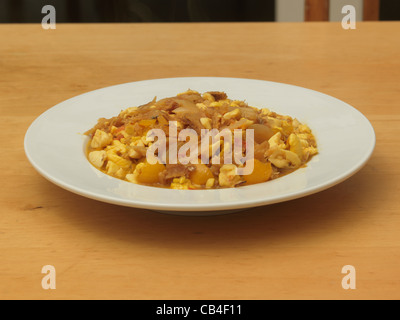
[1,22,399,300]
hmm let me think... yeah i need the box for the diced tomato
[116,125,125,132]
[114,134,124,140]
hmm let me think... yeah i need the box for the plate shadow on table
[34,165,381,250]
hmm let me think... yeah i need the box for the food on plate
[85,90,318,189]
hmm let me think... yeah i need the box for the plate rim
[24,76,376,212]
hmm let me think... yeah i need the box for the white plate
[24,77,375,215]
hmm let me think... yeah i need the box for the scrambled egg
[86,90,318,189]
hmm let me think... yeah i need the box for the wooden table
[1,22,399,300]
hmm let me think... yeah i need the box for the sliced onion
[171,98,198,113]
[239,107,258,120]
[248,124,275,144]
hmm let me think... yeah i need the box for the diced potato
[111,139,127,153]
[130,138,145,147]
[107,153,132,169]
[115,168,127,179]
[125,173,137,183]
[106,161,120,175]
[128,146,147,159]
[88,150,107,168]
[91,129,112,149]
